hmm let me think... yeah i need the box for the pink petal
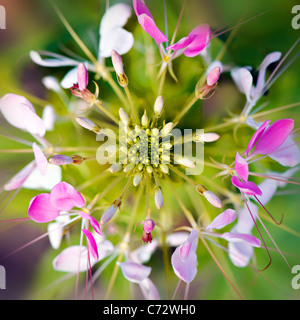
[4,161,35,191]
[231,176,262,196]
[253,119,294,155]
[183,24,211,57]
[133,0,154,20]
[246,120,270,156]
[222,232,261,247]
[32,143,48,175]
[82,229,99,261]
[171,229,198,283]
[205,209,237,231]
[50,182,85,211]
[138,14,168,44]
[166,36,195,52]
[80,212,103,235]
[235,152,249,181]
[28,193,60,223]
[118,261,151,283]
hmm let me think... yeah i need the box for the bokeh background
[0,0,299,300]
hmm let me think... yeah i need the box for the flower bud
[111,50,128,87]
[154,187,163,210]
[49,155,73,166]
[133,172,143,187]
[193,132,220,143]
[161,122,174,136]
[141,111,149,127]
[111,50,124,75]
[100,199,121,224]
[206,67,221,86]
[77,63,89,91]
[175,157,195,168]
[154,96,164,117]
[75,117,101,132]
[72,155,85,165]
[196,184,222,208]
[109,163,122,173]
[119,108,129,126]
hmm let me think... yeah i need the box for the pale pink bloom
[231,51,282,106]
[30,3,133,88]
[117,261,152,283]
[52,240,114,272]
[171,229,198,283]
[202,210,261,248]
[0,94,46,137]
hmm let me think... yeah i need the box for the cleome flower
[0,0,298,301]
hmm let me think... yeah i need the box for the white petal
[0,94,46,136]
[139,278,160,300]
[99,27,134,58]
[166,232,189,247]
[42,76,61,93]
[117,261,151,283]
[131,240,158,264]
[22,163,62,190]
[231,67,253,102]
[47,215,70,250]
[53,245,98,273]
[30,51,79,67]
[42,105,56,132]
[99,3,132,36]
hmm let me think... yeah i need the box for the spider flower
[30,3,134,87]
[133,0,211,68]
[0,94,61,191]
[232,119,297,195]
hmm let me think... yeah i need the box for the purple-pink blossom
[28,182,85,223]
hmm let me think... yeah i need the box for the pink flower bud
[77,63,89,91]
[111,50,124,76]
[206,67,220,86]
[49,155,73,166]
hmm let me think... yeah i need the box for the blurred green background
[0,0,299,300]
